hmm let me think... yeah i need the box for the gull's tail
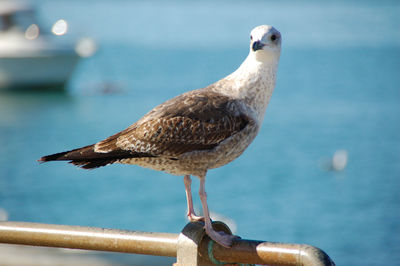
[38,144,152,169]
[38,144,111,169]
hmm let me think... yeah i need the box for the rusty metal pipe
[190,221,334,266]
[210,239,334,266]
[0,221,177,257]
[0,221,334,265]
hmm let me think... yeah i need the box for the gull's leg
[184,175,204,222]
[198,173,237,248]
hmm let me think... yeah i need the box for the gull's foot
[187,213,205,222]
[206,229,240,248]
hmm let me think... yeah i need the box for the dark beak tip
[252,41,264,52]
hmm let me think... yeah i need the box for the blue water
[1,0,400,265]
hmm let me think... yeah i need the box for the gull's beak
[252,41,265,52]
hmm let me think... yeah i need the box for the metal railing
[0,221,335,266]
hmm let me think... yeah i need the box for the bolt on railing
[0,221,335,266]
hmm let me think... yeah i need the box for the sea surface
[1,0,399,265]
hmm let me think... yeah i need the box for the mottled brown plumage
[39,25,282,248]
[40,89,250,171]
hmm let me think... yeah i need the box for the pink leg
[198,173,236,248]
[184,175,204,222]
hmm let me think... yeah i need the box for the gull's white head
[249,25,281,63]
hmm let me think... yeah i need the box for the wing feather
[95,89,251,157]
[40,89,252,169]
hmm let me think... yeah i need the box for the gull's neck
[236,50,280,80]
[218,51,280,123]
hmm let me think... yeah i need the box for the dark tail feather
[38,144,154,169]
[38,144,117,169]
[38,144,95,162]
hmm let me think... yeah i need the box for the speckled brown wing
[95,89,251,159]
[39,89,251,169]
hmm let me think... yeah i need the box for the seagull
[39,25,282,248]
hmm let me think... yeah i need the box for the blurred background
[0,0,399,265]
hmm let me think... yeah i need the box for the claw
[187,213,205,222]
[206,229,239,248]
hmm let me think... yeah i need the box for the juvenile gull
[39,25,282,247]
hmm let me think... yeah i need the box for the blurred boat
[0,2,93,90]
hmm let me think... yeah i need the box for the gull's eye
[271,34,277,41]
[250,35,253,40]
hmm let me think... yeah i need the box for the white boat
[0,2,93,90]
